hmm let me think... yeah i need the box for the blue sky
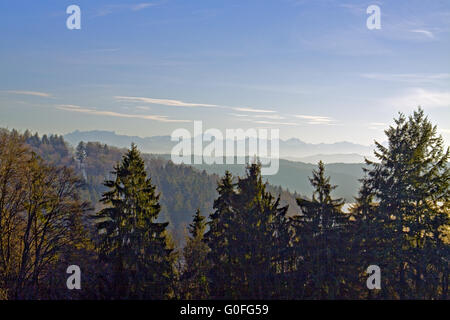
[0,0,449,145]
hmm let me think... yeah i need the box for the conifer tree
[232,163,289,299]
[206,165,289,299]
[95,144,174,299]
[180,209,210,299]
[76,141,87,163]
[361,108,449,299]
[292,161,347,299]
[348,181,382,299]
[205,171,236,299]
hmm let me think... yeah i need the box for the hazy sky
[1,0,449,145]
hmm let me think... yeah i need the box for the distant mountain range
[63,130,377,202]
[64,130,378,163]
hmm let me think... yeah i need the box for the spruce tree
[348,181,382,299]
[233,163,290,299]
[76,141,87,163]
[205,171,236,299]
[292,161,347,299]
[361,108,449,299]
[206,165,289,299]
[95,144,174,299]
[180,209,210,299]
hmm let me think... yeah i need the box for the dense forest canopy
[24,134,299,244]
[0,108,448,300]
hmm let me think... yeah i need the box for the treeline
[26,136,298,245]
[0,108,448,299]
[25,136,219,244]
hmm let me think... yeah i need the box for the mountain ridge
[64,130,376,162]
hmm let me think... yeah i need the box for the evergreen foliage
[95,144,174,299]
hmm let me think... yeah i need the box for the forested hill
[188,158,365,202]
[117,153,366,202]
[2,109,448,300]
[23,132,299,245]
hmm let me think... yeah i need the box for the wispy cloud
[410,29,435,39]
[3,90,52,97]
[361,73,450,84]
[252,114,285,120]
[56,104,190,123]
[95,3,157,17]
[251,120,299,126]
[234,113,337,126]
[338,3,366,15]
[131,3,155,11]
[114,96,219,108]
[229,113,249,117]
[230,113,284,120]
[383,88,450,109]
[115,96,277,113]
[294,114,335,125]
[232,107,276,113]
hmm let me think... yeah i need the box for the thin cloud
[114,96,219,108]
[252,120,299,126]
[384,88,450,109]
[361,73,450,83]
[230,113,284,120]
[252,114,285,120]
[229,113,250,117]
[115,96,277,113]
[95,3,157,17]
[56,104,190,123]
[232,107,276,113]
[410,29,435,39]
[131,3,155,11]
[294,114,335,125]
[338,3,366,15]
[3,90,52,97]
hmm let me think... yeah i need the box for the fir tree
[180,209,210,299]
[205,171,236,299]
[95,144,174,299]
[348,181,382,299]
[76,141,87,163]
[206,164,290,299]
[292,161,347,299]
[231,163,289,299]
[361,108,449,299]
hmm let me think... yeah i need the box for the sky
[0,0,449,145]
